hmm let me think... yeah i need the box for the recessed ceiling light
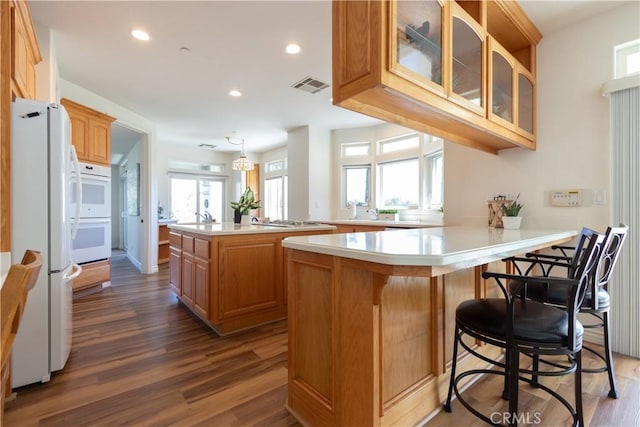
[131,29,150,41]
[229,90,242,97]
[286,43,301,54]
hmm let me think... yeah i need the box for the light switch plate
[551,190,583,207]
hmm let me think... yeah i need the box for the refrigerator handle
[71,145,82,239]
[65,263,83,281]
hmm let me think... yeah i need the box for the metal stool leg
[444,325,461,412]
[602,312,618,398]
[508,348,520,427]
[575,350,584,426]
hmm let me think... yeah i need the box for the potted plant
[378,209,399,221]
[500,194,523,229]
[230,187,261,224]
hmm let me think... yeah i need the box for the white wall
[286,125,333,221]
[287,127,310,220]
[444,2,640,231]
[308,126,332,220]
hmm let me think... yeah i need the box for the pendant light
[226,136,254,171]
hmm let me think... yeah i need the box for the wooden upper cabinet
[332,0,542,154]
[61,98,116,166]
[10,0,41,100]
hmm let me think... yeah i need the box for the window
[424,151,444,210]
[343,165,370,206]
[170,176,225,223]
[379,134,419,154]
[264,176,288,220]
[342,142,371,157]
[378,158,419,208]
[615,39,640,78]
[266,159,287,173]
[339,131,443,213]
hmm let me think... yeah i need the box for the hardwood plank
[4,254,639,426]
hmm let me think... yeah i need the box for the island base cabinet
[168,228,332,336]
[286,250,505,427]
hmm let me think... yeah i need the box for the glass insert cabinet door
[491,51,513,123]
[518,72,534,136]
[393,0,444,91]
[451,8,484,111]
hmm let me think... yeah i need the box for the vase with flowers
[231,187,261,224]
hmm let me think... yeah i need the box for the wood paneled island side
[282,226,577,426]
[168,222,334,335]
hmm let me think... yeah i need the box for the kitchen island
[168,222,335,335]
[282,226,577,427]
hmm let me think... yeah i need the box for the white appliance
[11,98,82,387]
[70,162,112,263]
[72,218,112,264]
[71,162,111,218]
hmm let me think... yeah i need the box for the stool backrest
[591,224,629,309]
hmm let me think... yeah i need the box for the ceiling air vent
[291,76,330,94]
[198,143,216,150]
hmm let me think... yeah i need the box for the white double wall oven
[71,162,112,264]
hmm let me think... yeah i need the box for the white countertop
[282,226,577,267]
[158,218,179,225]
[168,222,336,236]
[320,219,441,228]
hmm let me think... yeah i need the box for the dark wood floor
[4,254,640,426]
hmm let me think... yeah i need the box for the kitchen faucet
[196,212,214,224]
[366,208,379,220]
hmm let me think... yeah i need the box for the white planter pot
[241,214,251,226]
[501,216,522,230]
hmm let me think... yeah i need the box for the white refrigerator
[11,98,82,387]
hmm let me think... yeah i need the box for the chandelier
[226,136,254,171]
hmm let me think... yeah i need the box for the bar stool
[510,224,628,398]
[443,232,604,426]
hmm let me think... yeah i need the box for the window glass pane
[170,178,198,223]
[344,166,370,206]
[199,179,223,222]
[266,159,286,173]
[615,39,640,78]
[425,152,443,209]
[378,158,419,208]
[264,177,285,220]
[168,160,225,173]
[380,135,419,153]
[397,0,443,85]
[343,143,370,157]
[170,177,224,223]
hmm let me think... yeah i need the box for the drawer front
[195,238,210,259]
[182,235,195,253]
[169,232,182,248]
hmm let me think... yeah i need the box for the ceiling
[29,1,629,159]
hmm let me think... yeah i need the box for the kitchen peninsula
[167,222,334,335]
[283,226,577,426]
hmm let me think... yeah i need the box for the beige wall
[444,2,640,231]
